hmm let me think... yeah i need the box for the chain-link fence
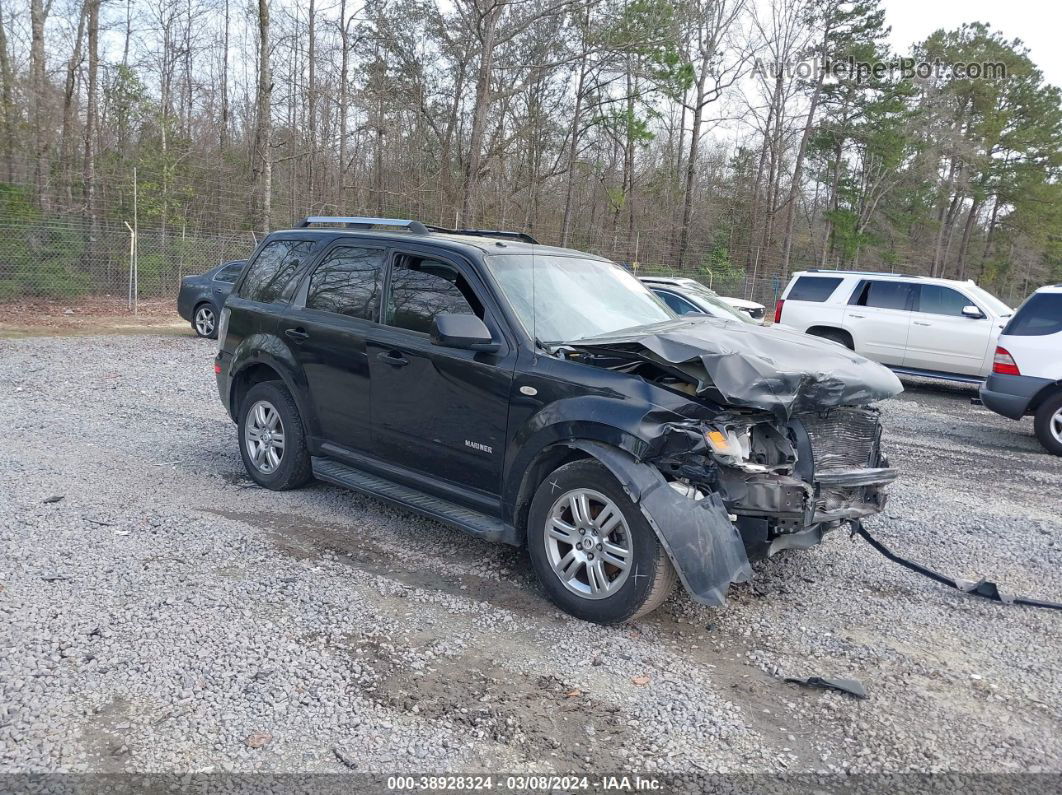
[1,215,790,308]
[0,217,257,301]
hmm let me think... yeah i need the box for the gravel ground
[1,332,1060,775]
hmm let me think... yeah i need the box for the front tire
[527,459,676,624]
[238,381,313,489]
[1033,391,1062,456]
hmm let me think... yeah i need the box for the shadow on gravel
[205,508,551,617]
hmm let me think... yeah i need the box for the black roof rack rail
[806,269,921,278]
[297,216,430,234]
[425,225,538,244]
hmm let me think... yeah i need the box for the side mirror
[961,305,985,319]
[430,314,499,352]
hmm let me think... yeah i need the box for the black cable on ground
[851,520,1062,612]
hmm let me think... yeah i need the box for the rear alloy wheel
[527,459,676,624]
[1033,392,1062,456]
[193,304,217,338]
[238,381,313,489]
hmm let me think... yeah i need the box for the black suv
[215,216,902,623]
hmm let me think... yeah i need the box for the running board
[311,456,517,545]
[887,366,984,385]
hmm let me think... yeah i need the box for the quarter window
[853,280,913,311]
[916,285,975,316]
[214,262,245,283]
[1002,292,1062,336]
[385,256,480,334]
[239,240,315,304]
[306,247,386,321]
[787,276,842,302]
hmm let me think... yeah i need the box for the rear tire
[807,327,853,349]
[527,459,676,624]
[238,381,313,489]
[193,303,218,339]
[1033,391,1062,456]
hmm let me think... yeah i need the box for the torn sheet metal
[785,676,868,699]
[567,440,752,606]
[569,317,903,420]
[854,521,1062,611]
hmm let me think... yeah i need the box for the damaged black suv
[215,216,902,623]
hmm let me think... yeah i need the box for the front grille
[798,407,880,472]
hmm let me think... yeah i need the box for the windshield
[966,283,1012,317]
[488,254,674,343]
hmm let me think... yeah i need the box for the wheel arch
[1028,379,1062,414]
[519,438,753,608]
[229,352,317,441]
[805,325,854,349]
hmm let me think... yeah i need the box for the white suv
[774,270,1013,382]
[979,284,1062,455]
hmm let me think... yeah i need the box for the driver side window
[385,255,483,334]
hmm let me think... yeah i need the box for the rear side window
[654,290,701,316]
[306,247,386,321]
[386,256,481,334]
[787,276,842,302]
[916,284,974,316]
[239,240,315,304]
[214,262,245,283]
[1003,292,1062,336]
[852,280,913,311]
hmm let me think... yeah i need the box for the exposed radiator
[798,407,881,472]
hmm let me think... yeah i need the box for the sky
[884,0,1062,88]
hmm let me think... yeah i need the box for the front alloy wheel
[544,488,633,599]
[527,459,676,624]
[194,305,216,338]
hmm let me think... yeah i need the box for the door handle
[913,320,931,326]
[848,313,864,319]
[377,351,410,368]
[285,327,309,341]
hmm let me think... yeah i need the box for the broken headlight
[704,421,794,474]
[704,425,760,469]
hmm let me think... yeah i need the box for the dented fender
[565,440,753,607]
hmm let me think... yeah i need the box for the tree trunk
[30,0,52,210]
[82,0,100,225]
[220,0,230,151]
[461,2,502,225]
[60,1,88,206]
[338,0,349,203]
[819,136,843,267]
[0,0,16,182]
[306,0,316,204]
[252,0,272,232]
[780,70,824,275]
[560,15,589,248]
[676,70,707,269]
[956,196,982,280]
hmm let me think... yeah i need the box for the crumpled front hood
[569,316,903,419]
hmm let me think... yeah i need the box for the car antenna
[532,242,538,350]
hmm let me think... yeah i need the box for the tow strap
[851,521,1062,611]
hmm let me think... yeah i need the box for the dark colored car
[178,260,247,338]
[214,216,902,624]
